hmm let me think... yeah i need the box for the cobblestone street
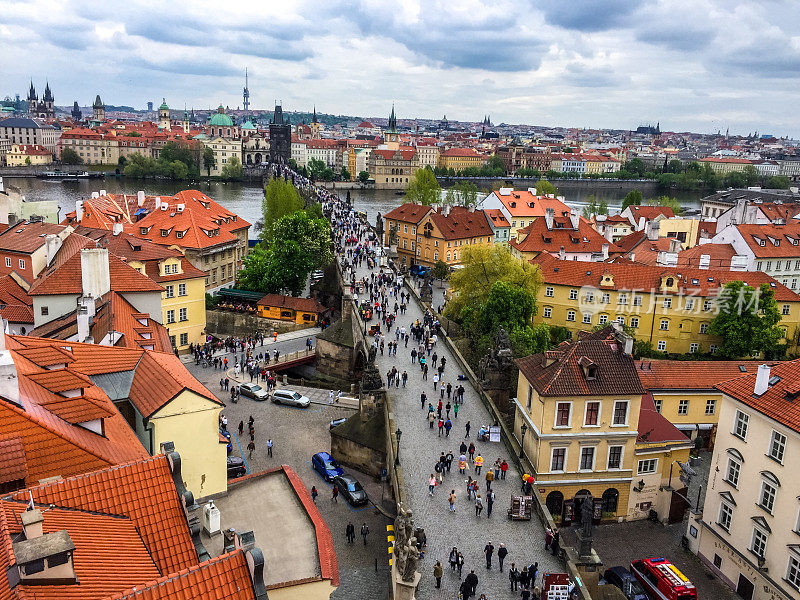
[348,257,561,600]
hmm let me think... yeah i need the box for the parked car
[272,389,311,408]
[333,474,368,506]
[220,428,232,455]
[238,383,269,401]
[330,417,347,430]
[312,452,344,482]
[227,456,246,479]
[603,566,650,600]
[409,265,429,277]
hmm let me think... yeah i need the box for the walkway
[347,255,561,599]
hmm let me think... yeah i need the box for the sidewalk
[180,327,319,362]
[347,255,561,600]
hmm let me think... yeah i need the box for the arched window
[601,488,619,514]
[546,491,564,516]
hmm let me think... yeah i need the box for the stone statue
[387,223,399,247]
[368,345,377,364]
[581,497,594,539]
[394,504,414,548]
[393,504,420,581]
[478,327,514,383]
[399,537,420,582]
[361,347,383,392]
[376,212,384,238]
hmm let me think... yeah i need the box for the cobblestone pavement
[348,259,561,600]
[186,349,391,600]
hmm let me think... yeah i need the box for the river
[4,177,706,227]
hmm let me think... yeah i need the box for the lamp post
[519,423,527,458]
[395,428,402,465]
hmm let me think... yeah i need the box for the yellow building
[416,205,494,267]
[689,362,800,600]
[367,148,421,189]
[656,217,706,249]
[383,204,433,267]
[533,254,800,356]
[699,157,754,174]
[6,144,52,166]
[437,148,486,172]
[203,136,243,177]
[257,293,327,325]
[513,326,644,523]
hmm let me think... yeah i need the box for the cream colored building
[416,143,440,169]
[5,144,52,167]
[203,136,242,177]
[688,361,800,600]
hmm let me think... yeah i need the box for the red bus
[630,557,697,600]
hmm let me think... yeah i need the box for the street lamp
[519,423,527,458]
[395,428,402,465]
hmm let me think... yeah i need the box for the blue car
[312,452,343,482]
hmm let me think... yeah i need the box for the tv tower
[243,68,250,112]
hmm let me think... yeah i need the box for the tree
[340,166,351,181]
[24,157,31,166]
[767,175,791,190]
[203,147,216,176]
[357,170,370,184]
[665,159,683,174]
[404,168,441,206]
[649,195,682,215]
[61,148,82,165]
[535,179,556,196]
[261,177,304,241]
[624,158,646,177]
[621,189,643,211]
[482,155,506,176]
[123,152,158,178]
[432,259,450,283]
[743,164,759,187]
[307,158,327,181]
[581,195,609,218]
[117,155,127,168]
[445,181,479,207]
[221,156,243,180]
[445,244,541,324]
[708,281,784,359]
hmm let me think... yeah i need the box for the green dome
[159,98,169,110]
[241,120,256,130]
[209,111,234,127]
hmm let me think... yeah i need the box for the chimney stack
[637,216,645,231]
[559,245,566,260]
[75,200,84,223]
[80,249,111,299]
[112,222,123,236]
[669,237,682,253]
[44,234,63,266]
[137,190,145,206]
[754,364,771,396]
[21,509,44,540]
[155,196,162,210]
[569,209,579,229]
[76,305,90,343]
[545,207,555,230]
[602,243,609,260]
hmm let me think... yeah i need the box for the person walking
[238,420,244,437]
[486,489,495,517]
[459,580,472,599]
[361,523,369,545]
[448,489,456,512]
[497,543,508,571]
[475,494,483,517]
[428,474,437,496]
[311,486,318,503]
[485,467,494,490]
[520,566,529,589]
[331,486,338,502]
[449,547,459,572]
[465,420,471,438]
[445,401,451,419]
[544,526,553,551]
[438,418,444,436]
[475,454,484,475]
[267,438,273,457]
[468,442,476,462]
[500,459,508,480]
[457,552,465,578]
[453,400,460,418]
[460,441,467,455]
[484,540,495,569]
[420,391,427,409]
[444,418,452,437]
[551,528,560,556]
[445,450,454,472]
[465,570,478,597]
[433,372,439,391]
[433,561,443,588]
[346,522,355,544]
[509,563,520,591]
[428,411,435,429]
[247,439,255,459]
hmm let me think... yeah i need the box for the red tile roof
[486,189,571,219]
[635,359,779,390]
[0,221,67,253]
[484,209,510,227]
[675,243,738,269]
[734,223,800,258]
[257,294,326,315]
[0,274,32,324]
[0,439,26,485]
[700,157,753,164]
[440,148,484,158]
[29,251,163,296]
[11,144,51,156]
[715,359,800,433]
[533,253,800,301]
[427,206,493,241]
[8,455,198,575]
[373,148,416,161]
[510,215,618,255]
[614,230,647,253]
[637,393,691,444]
[383,203,433,224]
[626,205,675,221]
[516,333,644,397]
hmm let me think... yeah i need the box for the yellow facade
[513,374,641,522]
[268,579,336,600]
[150,390,227,498]
[384,213,431,267]
[203,137,243,177]
[437,151,486,172]
[628,439,692,522]
[699,158,753,174]
[415,215,494,268]
[657,218,703,249]
[6,144,52,166]
[535,277,800,356]
[649,390,720,433]
[258,304,321,324]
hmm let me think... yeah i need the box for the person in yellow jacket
[475,454,484,475]
[485,468,494,490]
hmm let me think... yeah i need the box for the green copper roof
[159,98,169,110]
[241,120,256,130]
[209,111,234,127]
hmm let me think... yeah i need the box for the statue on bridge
[393,504,420,582]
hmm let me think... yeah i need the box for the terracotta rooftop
[427,206,493,241]
[0,221,67,253]
[637,393,691,444]
[486,189,571,219]
[383,203,433,224]
[510,215,618,255]
[484,209,510,227]
[734,222,800,258]
[626,205,675,222]
[257,294,327,315]
[636,359,780,391]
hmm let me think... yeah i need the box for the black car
[603,566,650,600]
[227,456,246,479]
[333,474,368,506]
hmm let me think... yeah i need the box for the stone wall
[331,428,386,478]
[205,309,310,338]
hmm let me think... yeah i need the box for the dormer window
[176,231,184,239]
[160,229,169,237]
[140,227,148,235]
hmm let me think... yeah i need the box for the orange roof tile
[484,209,510,227]
[487,189,571,219]
[635,359,779,390]
[0,439,26,485]
[0,222,67,253]
[734,223,800,258]
[511,215,619,255]
[427,206,493,241]
[383,204,433,224]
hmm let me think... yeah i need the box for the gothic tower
[93,95,105,121]
[71,101,82,122]
[27,82,37,117]
[42,81,54,114]
[384,104,399,150]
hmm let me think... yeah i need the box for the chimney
[76,305,90,343]
[75,200,84,223]
[155,196,162,210]
[12,525,77,585]
[602,243,609,260]
[112,222,123,236]
[646,220,659,241]
[637,216,646,231]
[137,190,145,206]
[21,509,44,539]
[44,234,63,266]
[558,245,566,260]
[545,207,555,230]
[468,204,475,213]
[754,364,770,396]
[90,192,99,199]
[80,249,111,299]
[669,237,682,253]
[99,189,106,196]
[569,209,579,229]
[629,252,635,262]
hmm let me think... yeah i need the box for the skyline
[1,0,799,137]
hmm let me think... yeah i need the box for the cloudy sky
[1,0,799,136]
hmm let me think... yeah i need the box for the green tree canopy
[203,146,215,176]
[307,158,327,180]
[432,259,450,282]
[581,195,609,218]
[404,168,441,206]
[767,175,791,190]
[221,156,243,180]
[61,148,82,165]
[444,182,479,207]
[340,166,351,181]
[624,158,646,177]
[535,179,556,196]
[648,195,682,215]
[708,281,785,359]
[357,170,370,184]
[261,177,304,241]
[621,189,643,211]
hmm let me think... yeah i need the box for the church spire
[312,105,317,123]
[388,104,397,133]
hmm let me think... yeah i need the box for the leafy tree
[481,155,506,176]
[767,175,791,190]
[549,325,572,346]
[163,159,188,179]
[649,195,682,214]
[742,165,759,187]
[624,158,646,177]
[357,170,370,184]
[445,244,541,324]
[708,281,784,358]
[516,168,540,178]
[535,179,556,196]
[221,156,243,180]
[665,159,683,174]
[445,181,479,207]
[261,177,303,241]
[701,162,717,188]
[581,195,609,218]
[117,155,127,168]
[123,152,158,178]
[432,259,450,283]
[307,158,327,180]
[405,168,441,206]
[288,158,299,171]
[621,189,643,211]
[61,148,82,165]
[340,166,351,181]
[203,146,216,176]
